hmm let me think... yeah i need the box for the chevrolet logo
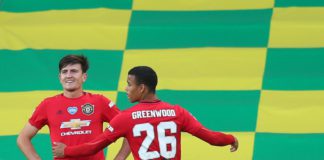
[60,119,91,130]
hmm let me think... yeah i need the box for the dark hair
[59,55,89,73]
[128,66,158,93]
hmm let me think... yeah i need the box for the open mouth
[65,80,74,83]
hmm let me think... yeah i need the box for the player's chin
[64,87,77,92]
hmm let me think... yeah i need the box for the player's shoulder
[159,101,184,110]
[120,105,138,113]
[117,101,184,113]
[111,108,133,122]
[84,92,101,98]
[37,93,63,107]
[117,104,143,117]
[84,92,117,110]
[84,92,112,101]
[42,93,63,102]
[84,92,109,99]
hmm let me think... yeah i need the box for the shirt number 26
[133,121,177,159]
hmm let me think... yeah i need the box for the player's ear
[82,73,88,82]
[139,84,145,93]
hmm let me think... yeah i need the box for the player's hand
[230,137,238,152]
[52,142,66,158]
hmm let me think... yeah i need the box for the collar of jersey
[60,92,87,100]
[139,99,161,103]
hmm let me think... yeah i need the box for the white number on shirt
[132,121,177,159]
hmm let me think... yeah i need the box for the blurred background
[1,0,324,159]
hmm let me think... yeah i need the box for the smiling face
[59,63,87,93]
[125,74,144,103]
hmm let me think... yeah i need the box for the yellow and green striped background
[1,0,324,159]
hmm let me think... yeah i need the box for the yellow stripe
[0,9,131,50]
[133,0,274,10]
[119,48,266,90]
[269,7,324,48]
[106,138,134,160]
[182,132,253,159]
[257,90,324,133]
[0,91,59,135]
[0,91,117,136]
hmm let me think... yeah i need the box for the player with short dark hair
[52,66,238,160]
[59,54,89,73]
[17,54,130,160]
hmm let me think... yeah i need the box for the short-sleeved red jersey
[106,100,203,160]
[29,92,120,160]
[65,100,235,160]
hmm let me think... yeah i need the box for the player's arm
[181,107,239,152]
[194,127,238,152]
[17,122,41,160]
[114,138,131,160]
[100,96,131,159]
[53,132,113,158]
[53,115,126,158]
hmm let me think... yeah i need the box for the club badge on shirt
[81,103,94,115]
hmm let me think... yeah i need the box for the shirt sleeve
[28,100,48,130]
[180,106,235,146]
[65,132,112,157]
[193,127,235,146]
[100,95,120,122]
[180,106,204,134]
[65,113,128,157]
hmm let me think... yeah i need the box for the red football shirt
[65,100,235,160]
[29,92,120,160]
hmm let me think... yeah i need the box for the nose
[66,71,73,77]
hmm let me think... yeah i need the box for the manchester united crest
[81,103,94,115]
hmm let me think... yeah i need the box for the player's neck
[63,89,84,98]
[140,93,158,102]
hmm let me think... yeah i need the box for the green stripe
[0,0,132,12]
[126,9,272,49]
[0,134,108,159]
[0,134,52,159]
[0,49,123,91]
[253,133,324,160]
[262,48,324,90]
[117,90,260,131]
[275,0,324,7]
